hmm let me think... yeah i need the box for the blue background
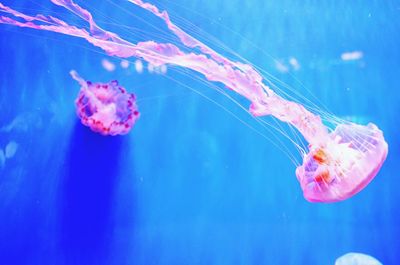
[0,0,399,264]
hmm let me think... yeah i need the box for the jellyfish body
[71,70,140,136]
[296,123,388,202]
[0,0,389,201]
[335,252,382,265]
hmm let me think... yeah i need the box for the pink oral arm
[0,0,328,144]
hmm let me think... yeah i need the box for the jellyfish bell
[296,123,388,202]
[71,70,140,136]
[335,252,382,265]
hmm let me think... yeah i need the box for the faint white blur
[120,59,130,69]
[341,51,364,61]
[135,60,144,73]
[5,141,18,159]
[335,252,382,265]
[101,58,116,72]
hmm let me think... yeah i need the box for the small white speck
[341,51,363,61]
[160,64,168,74]
[135,60,144,74]
[101,58,116,72]
[120,60,130,69]
[289,57,300,71]
[147,63,154,74]
[275,60,289,73]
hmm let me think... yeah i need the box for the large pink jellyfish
[0,0,388,202]
[71,70,140,136]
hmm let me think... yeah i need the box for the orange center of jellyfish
[311,148,333,184]
[312,148,327,164]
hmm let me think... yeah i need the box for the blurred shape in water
[134,60,144,73]
[335,252,382,265]
[4,141,18,159]
[0,113,43,133]
[101,58,116,72]
[147,63,154,74]
[120,59,130,69]
[341,51,364,61]
[289,57,300,71]
[0,149,5,169]
[160,64,168,74]
[276,57,300,73]
[275,59,289,73]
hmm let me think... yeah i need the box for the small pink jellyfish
[70,70,140,136]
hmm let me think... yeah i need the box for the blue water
[0,1,399,264]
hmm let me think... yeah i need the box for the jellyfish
[70,70,140,136]
[335,252,382,265]
[0,0,388,202]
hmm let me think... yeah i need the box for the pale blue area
[0,0,399,264]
